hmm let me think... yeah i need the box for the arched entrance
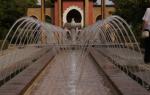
[66,9,82,23]
[63,6,84,27]
[30,16,38,20]
[96,15,102,22]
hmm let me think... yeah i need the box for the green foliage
[0,0,37,40]
[15,0,37,7]
[0,40,8,50]
[113,0,150,41]
[45,0,54,7]
[93,0,97,3]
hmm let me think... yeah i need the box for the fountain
[0,15,149,91]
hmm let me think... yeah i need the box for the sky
[37,0,41,5]
[96,0,114,5]
[37,0,114,5]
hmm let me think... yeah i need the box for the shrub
[0,40,8,50]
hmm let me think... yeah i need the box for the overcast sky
[37,0,41,5]
[37,0,114,5]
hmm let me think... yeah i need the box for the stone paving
[25,50,112,95]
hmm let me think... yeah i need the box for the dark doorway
[30,16,38,20]
[66,9,82,23]
[96,15,102,22]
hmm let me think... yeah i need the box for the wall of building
[63,1,84,12]
[93,6,115,23]
[54,0,59,26]
[105,7,115,17]
[27,5,115,26]
[93,6,101,23]
[27,8,54,22]
[88,1,94,25]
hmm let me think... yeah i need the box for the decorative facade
[27,0,115,27]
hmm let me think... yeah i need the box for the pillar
[101,0,106,20]
[41,0,45,21]
[41,0,46,44]
[85,0,89,26]
[58,0,62,26]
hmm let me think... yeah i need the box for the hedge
[0,40,8,50]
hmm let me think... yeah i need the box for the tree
[45,0,54,7]
[15,0,37,7]
[113,0,150,40]
[0,0,37,40]
[93,0,97,3]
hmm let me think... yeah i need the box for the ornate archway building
[27,0,115,27]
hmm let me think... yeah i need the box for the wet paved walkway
[24,50,112,95]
